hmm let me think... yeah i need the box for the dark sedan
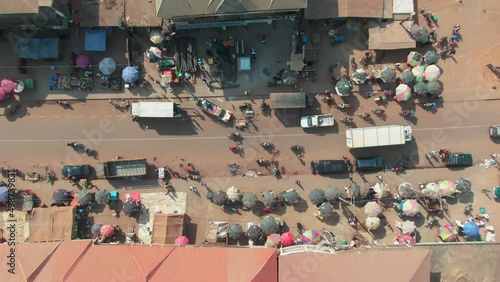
[311,160,348,174]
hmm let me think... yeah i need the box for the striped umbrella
[396,84,412,102]
[400,199,421,217]
[412,66,425,82]
[424,65,441,82]
[438,180,456,197]
[438,225,458,242]
[301,230,322,245]
[407,51,422,66]
[266,233,281,247]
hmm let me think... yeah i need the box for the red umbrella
[280,232,295,246]
[175,236,189,245]
[100,224,115,238]
[185,167,195,173]
[396,233,416,244]
[0,88,7,101]
[1,79,15,93]
[76,55,90,68]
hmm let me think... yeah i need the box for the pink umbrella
[395,84,412,102]
[280,232,295,246]
[396,233,416,244]
[76,55,90,68]
[0,88,7,101]
[1,79,15,93]
[174,236,190,245]
[100,224,115,238]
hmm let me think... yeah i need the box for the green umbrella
[424,51,439,65]
[260,216,279,235]
[76,190,92,206]
[95,190,110,204]
[352,69,367,84]
[412,65,425,82]
[413,82,428,95]
[262,191,278,208]
[283,189,300,204]
[228,224,244,240]
[416,27,430,43]
[427,81,441,94]
[455,178,472,193]
[318,202,334,217]
[323,186,343,202]
[242,192,258,208]
[380,67,396,83]
[401,70,416,85]
[309,189,325,205]
[407,52,423,67]
[335,78,352,96]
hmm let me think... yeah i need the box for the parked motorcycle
[5,103,21,117]
[228,133,242,140]
[229,146,241,153]
[423,102,437,108]
[339,116,354,123]
[57,100,71,108]
[256,158,270,166]
[400,110,415,117]
[260,142,273,148]
[371,108,385,114]
[357,112,370,119]
[85,148,97,156]
[336,103,350,109]
[374,95,387,102]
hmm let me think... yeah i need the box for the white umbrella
[364,201,381,217]
[148,47,162,59]
[401,220,416,234]
[226,186,241,202]
[150,30,164,44]
[373,182,390,198]
[14,80,25,93]
[365,217,381,230]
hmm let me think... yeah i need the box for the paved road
[0,99,498,176]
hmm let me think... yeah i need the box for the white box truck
[346,125,412,148]
[301,114,334,128]
[131,102,182,120]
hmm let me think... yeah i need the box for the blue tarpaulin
[85,29,106,52]
[18,38,59,60]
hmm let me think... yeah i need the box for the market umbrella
[400,199,421,217]
[398,182,415,198]
[463,221,480,239]
[352,69,367,84]
[395,84,412,102]
[380,67,396,83]
[242,192,258,209]
[0,88,7,101]
[174,236,190,245]
[401,220,417,234]
[412,66,425,82]
[407,51,422,67]
[455,178,472,193]
[424,51,439,65]
[348,183,361,198]
[318,202,334,218]
[212,190,228,206]
[415,26,430,43]
[123,201,141,216]
[438,180,457,197]
[148,47,162,58]
[282,70,297,85]
[1,79,15,93]
[438,225,458,242]
[76,190,92,206]
[76,55,90,68]
[424,65,441,82]
[260,216,279,235]
[309,189,325,206]
[301,230,322,245]
[427,81,442,95]
[52,189,72,205]
[281,232,295,246]
[401,70,416,85]
[266,234,281,247]
[226,186,241,202]
[365,217,381,230]
[373,182,390,198]
[14,80,24,93]
[364,201,381,217]
[283,188,300,204]
[413,82,428,95]
[323,186,343,202]
[99,57,116,75]
[100,224,115,238]
[335,78,353,96]
[149,30,164,44]
[228,224,244,240]
[0,186,8,202]
[247,225,264,241]
[91,224,102,236]
[262,191,278,208]
[122,66,139,83]
[396,234,416,244]
[95,190,110,204]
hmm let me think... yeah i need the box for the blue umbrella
[0,185,8,202]
[99,58,116,75]
[122,66,139,83]
[463,221,479,238]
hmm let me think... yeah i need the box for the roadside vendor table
[79,78,92,91]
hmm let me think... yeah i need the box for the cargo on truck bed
[96,158,147,179]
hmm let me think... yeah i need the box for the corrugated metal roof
[369,20,416,50]
[305,0,393,20]
[0,0,39,14]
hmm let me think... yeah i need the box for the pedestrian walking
[189,186,197,192]
[449,49,456,55]
[294,180,301,185]
[425,154,432,160]
[376,175,383,181]
[441,199,448,210]
[430,150,437,156]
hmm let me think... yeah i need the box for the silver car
[490,125,500,138]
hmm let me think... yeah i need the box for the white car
[301,114,334,128]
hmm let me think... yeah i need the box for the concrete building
[0,0,69,29]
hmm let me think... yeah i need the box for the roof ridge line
[62,240,94,281]
[27,242,62,282]
[145,245,178,281]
